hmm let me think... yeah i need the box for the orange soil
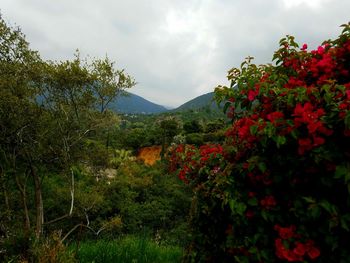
[137,146,162,165]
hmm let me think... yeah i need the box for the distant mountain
[174,92,219,112]
[109,92,168,114]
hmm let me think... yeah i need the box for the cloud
[1,0,350,107]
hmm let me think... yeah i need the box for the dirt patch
[137,146,162,165]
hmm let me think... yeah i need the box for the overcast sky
[1,0,349,107]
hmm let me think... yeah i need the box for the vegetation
[0,14,225,262]
[70,236,183,263]
[169,23,350,262]
[108,91,168,114]
[3,9,349,263]
[172,92,220,113]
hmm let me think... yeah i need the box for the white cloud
[282,0,330,9]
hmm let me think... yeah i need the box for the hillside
[109,92,168,114]
[174,92,219,112]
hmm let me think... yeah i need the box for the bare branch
[45,169,75,225]
[69,169,74,216]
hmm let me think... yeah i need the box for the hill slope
[109,92,168,114]
[174,92,218,111]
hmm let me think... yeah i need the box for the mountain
[174,92,219,112]
[109,92,168,114]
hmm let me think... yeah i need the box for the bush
[169,23,350,262]
[185,133,204,146]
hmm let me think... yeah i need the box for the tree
[183,120,203,134]
[0,14,135,245]
[158,118,180,157]
[0,14,43,238]
[90,57,136,114]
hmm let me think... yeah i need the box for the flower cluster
[167,143,224,184]
[172,23,350,262]
[274,225,320,262]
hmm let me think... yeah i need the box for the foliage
[183,120,203,134]
[0,13,136,260]
[173,92,219,113]
[109,149,136,168]
[169,23,350,262]
[70,235,183,263]
[30,231,76,263]
[185,133,204,146]
[101,162,191,240]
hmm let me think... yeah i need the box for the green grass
[69,235,183,263]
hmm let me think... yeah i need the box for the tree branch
[45,169,75,225]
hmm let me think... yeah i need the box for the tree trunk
[30,165,43,239]
[15,173,31,235]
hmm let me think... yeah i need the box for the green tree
[0,14,135,246]
[183,120,203,134]
[158,118,180,157]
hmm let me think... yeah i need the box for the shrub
[169,23,350,262]
[185,133,204,146]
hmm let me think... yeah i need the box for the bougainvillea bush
[168,23,350,262]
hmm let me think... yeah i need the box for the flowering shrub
[168,143,224,184]
[169,23,350,262]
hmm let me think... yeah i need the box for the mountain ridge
[110,91,219,114]
[109,92,168,114]
[173,92,218,112]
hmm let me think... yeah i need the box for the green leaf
[236,202,247,216]
[302,196,316,203]
[340,217,350,231]
[223,101,232,114]
[261,210,268,221]
[319,200,337,215]
[250,125,258,135]
[309,205,321,219]
[248,246,258,254]
[258,162,267,173]
[229,199,247,216]
[334,165,348,179]
[276,135,286,148]
[229,199,235,212]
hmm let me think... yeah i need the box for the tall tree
[0,14,136,241]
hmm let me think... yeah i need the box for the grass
[69,235,183,263]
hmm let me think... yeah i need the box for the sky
[1,0,350,108]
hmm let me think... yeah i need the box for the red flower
[293,242,307,256]
[307,246,320,260]
[260,195,277,209]
[275,238,303,262]
[298,138,312,155]
[267,111,284,124]
[245,210,255,219]
[248,89,258,101]
[248,191,256,198]
[301,44,308,51]
[282,250,302,262]
[317,46,325,55]
[274,225,296,239]
[312,135,325,146]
